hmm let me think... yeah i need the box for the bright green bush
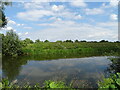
[98,73,120,89]
[1,79,68,89]
[2,30,23,56]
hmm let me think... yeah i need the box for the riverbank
[22,42,120,57]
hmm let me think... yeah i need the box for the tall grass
[22,42,120,57]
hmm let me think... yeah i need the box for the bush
[98,73,120,89]
[2,30,23,56]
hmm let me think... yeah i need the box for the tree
[23,38,34,44]
[79,40,87,42]
[44,40,49,42]
[75,40,79,43]
[0,1,12,28]
[2,30,23,56]
[56,40,62,43]
[35,39,41,43]
[100,40,108,42]
[64,40,73,43]
[0,9,7,27]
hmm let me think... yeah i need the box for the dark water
[2,56,119,88]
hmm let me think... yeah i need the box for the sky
[1,0,119,42]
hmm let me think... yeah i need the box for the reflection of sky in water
[16,56,112,87]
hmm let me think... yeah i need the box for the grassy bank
[22,42,120,57]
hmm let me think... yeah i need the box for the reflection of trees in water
[107,57,120,74]
[2,56,28,80]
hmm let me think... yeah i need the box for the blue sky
[1,0,118,41]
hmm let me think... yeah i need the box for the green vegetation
[1,79,68,89]
[98,73,120,89]
[1,72,120,89]
[1,30,120,57]
[1,30,23,56]
[22,41,120,58]
[0,2,12,27]
[98,56,120,89]
[1,30,120,89]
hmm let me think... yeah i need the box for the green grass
[22,42,120,57]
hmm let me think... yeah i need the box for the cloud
[6,27,13,31]
[25,32,29,35]
[17,10,54,21]
[85,8,104,15]
[70,0,87,7]
[7,19,24,27]
[51,5,64,12]
[23,27,32,29]
[1,27,13,31]
[17,2,82,21]
[110,14,118,20]
[8,20,16,25]
[110,0,118,7]
[97,22,118,28]
[17,24,24,26]
[74,14,82,19]
[18,33,22,36]
[33,20,118,41]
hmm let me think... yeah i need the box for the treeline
[0,30,120,57]
[23,38,120,43]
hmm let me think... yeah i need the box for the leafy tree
[23,38,34,44]
[64,40,73,43]
[0,1,12,28]
[44,40,49,42]
[56,40,62,43]
[80,40,87,42]
[75,40,79,43]
[35,39,41,43]
[100,40,108,42]
[2,30,23,56]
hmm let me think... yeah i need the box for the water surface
[2,56,114,88]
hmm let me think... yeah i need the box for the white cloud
[34,20,118,41]
[110,0,118,7]
[70,0,87,7]
[7,19,24,27]
[97,22,118,27]
[8,20,16,25]
[17,24,24,26]
[74,15,82,19]
[110,14,118,20]
[18,33,22,36]
[85,8,104,15]
[24,2,44,10]
[6,27,13,31]
[51,5,64,12]
[17,10,54,21]
[23,27,32,29]
[25,32,29,35]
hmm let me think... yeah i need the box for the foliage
[44,40,49,42]
[1,79,68,89]
[0,1,12,27]
[35,39,41,43]
[2,30,23,56]
[64,40,73,43]
[100,40,108,42]
[22,41,120,57]
[98,73,120,89]
[44,80,68,88]
[23,38,34,45]
[0,9,7,28]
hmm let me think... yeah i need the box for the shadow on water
[2,54,119,88]
[106,56,120,74]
